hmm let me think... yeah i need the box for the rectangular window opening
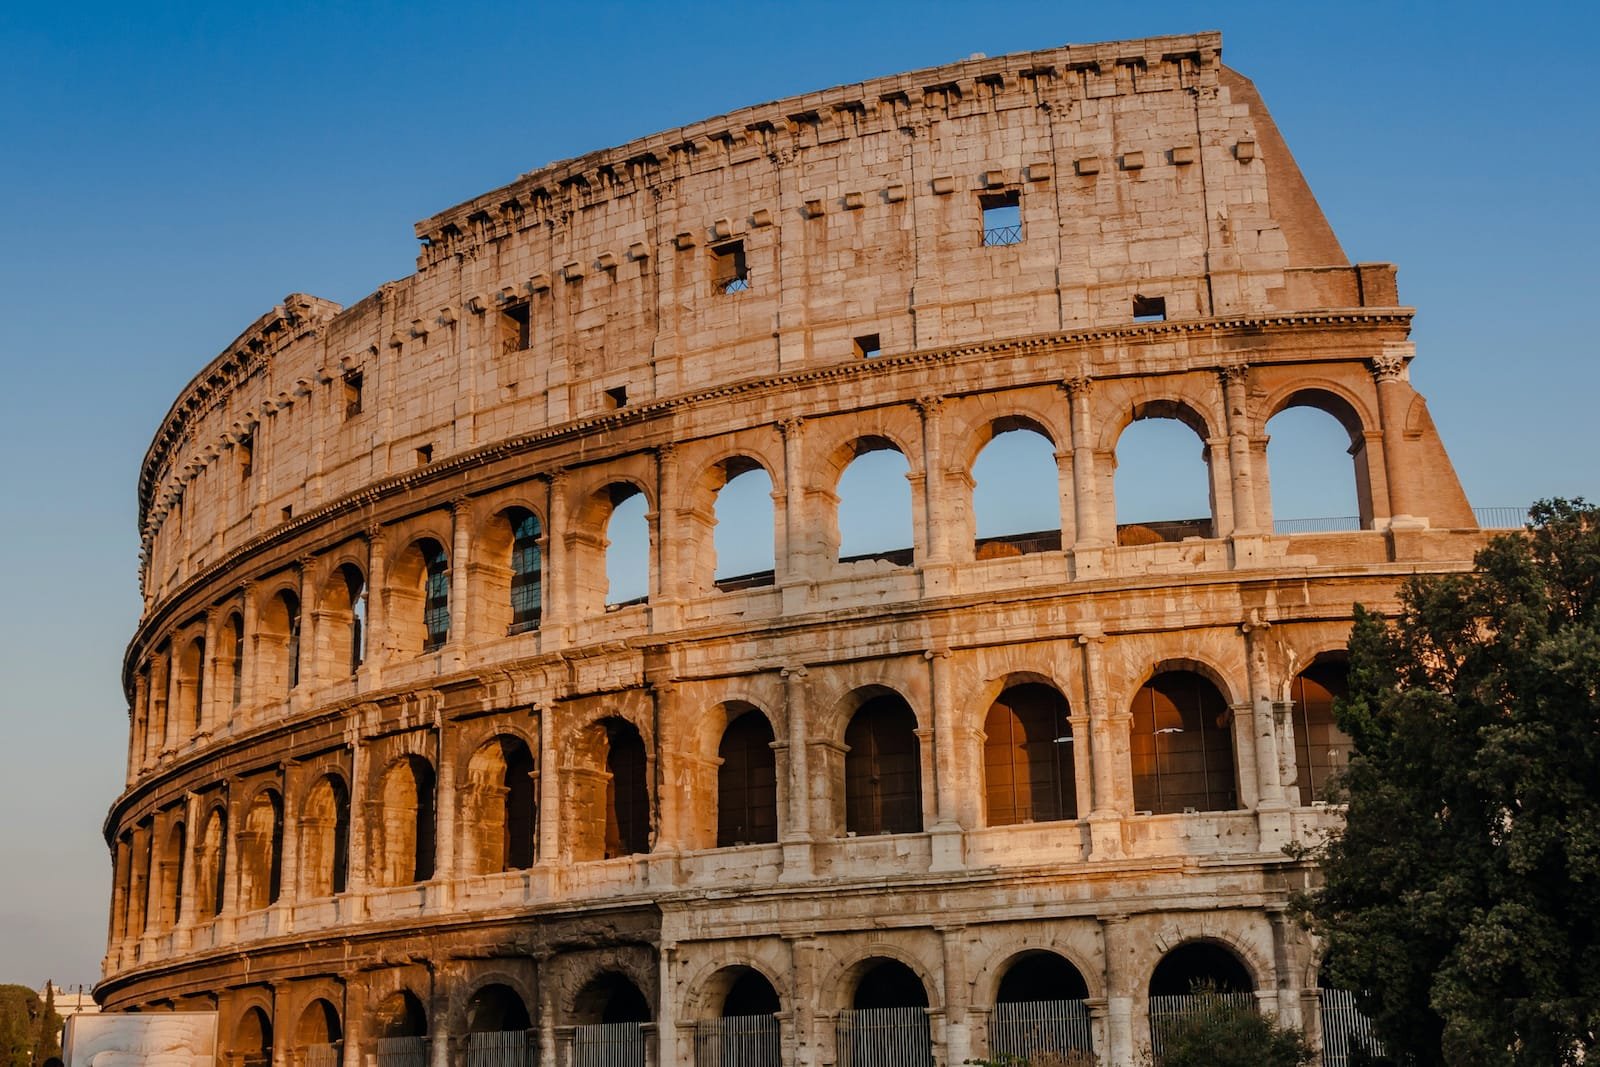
[605,386,628,409]
[281,505,293,522]
[712,241,749,294]
[981,191,1022,246]
[1133,295,1167,323]
[854,334,882,359]
[237,434,253,481]
[342,369,363,419]
[416,444,433,467]
[500,300,531,355]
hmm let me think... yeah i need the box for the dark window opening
[844,695,923,836]
[717,711,778,847]
[605,385,629,409]
[503,740,537,870]
[416,444,433,467]
[342,370,363,419]
[1130,671,1238,814]
[238,434,253,481]
[981,191,1022,246]
[723,970,781,1017]
[604,720,650,858]
[501,300,531,355]
[508,509,543,632]
[984,684,1077,826]
[712,241,749,294]
[996,952,1090,1003]
[1292,659,1353,805]
[1149,942,1253,996]
[854,334,881,359]
[1133,295,1167,322]
[853,959,929,1010]
[421,541,450,651]
[281,505,293,523]
[282,592,302,691]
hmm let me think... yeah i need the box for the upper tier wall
[135,30,1383,612]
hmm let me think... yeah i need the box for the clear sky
[1,0,1595,988]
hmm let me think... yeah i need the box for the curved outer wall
[107,31,1480,1066]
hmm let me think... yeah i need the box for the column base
[919,561,955,597]
[929,823,965,871]
[1070,544,1108,580]
[1256,803,1293,854]
[1229,532,1267,567]
[779,838,814,882]
[1087,810,1124,861]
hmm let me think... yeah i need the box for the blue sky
[1,0,1595,987]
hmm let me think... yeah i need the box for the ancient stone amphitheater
[103,30,1491,1067]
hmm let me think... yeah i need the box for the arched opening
[321,563,367,678]
[371,990,428,1067]
[508,508,544,632]
[196,806,227,918]
[464,983,533,1065]
[694,967,780,1067]
[259,590,303,697]
[712,461,777,590]
[983,683,1076,826]
[158,821,186,930]
[111,833,132,941]
[972,422,1062,558]
[1291,657,1353,805]
[1266,391,1372,532]
[388,537,451,655]
[605,721,650,858]
[375,756,436,886]
[1114,406,1215,544]
[177,636,205,733]
[1130,670,1238,814]
[299,775,350,899]
[572,972,650,1067]
[839,959,931,1067]
[1148,941,1257,1060]
[605,487,650,608]
[239,789,284,911]
[844,694,923,836]
[224,613,245,708]
[836,439,914,565]
[296,998,342,1067]
[463,736,538,875]
[989,952,1092,1062]
[233,1006,273,1067]
[717,710,778,847]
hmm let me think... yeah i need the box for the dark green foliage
[1304,499,1600,1065]
[0,983,61,1067]
[1149,987,1312,1067]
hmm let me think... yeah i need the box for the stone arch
[298,773,350,899]
[372,755,436,886]
[1265,384,1377,531]
[1129,665,1240,815]
[967,936,1105,1006]
[570,478,654,613]
[388,536,451,656]
[478,498,547,637]
[828,434,916,565]
[257,586,303,698]
[319,562,367,679]
[685,452,778,594]
[462,981,532,1033]
[461,734,538,875]
[220,611,245,711]
[294,997,342,1055]
[569,970,653,1025]
[680,952,790,1021]
[991,950,1091,1002]
[1148,938,1259,995]
[156,818,186,931]
[842,688,925,837]
[174,633,206,735]
[232,1004,273,1067]
[195,804,227,918]
[570,715,651,862]
[369,988,428,1039]
[1289,652,1352,805]
[981,681,1077,826]
[1110,397,1218,544]
[714,705,779,849]
[967,415,1065,559]
[828,949,938,1012]
[238,787,283,911]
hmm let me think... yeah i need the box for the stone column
[297,559,317,697]
[363,529,387,686]
[927,648,965,871]
[536,952,560,1067]
[544,471,571,644]
[656,943,680,1067]
[1205,437,1235,535]
[1218,365,1259,534]
[1371,343,1423,525]
[158,650,177,752]
[175,792,200,938]
[537,706,562,865]
[199,610,221,736]
[916,397,953,593]
[1099,916,1135,1065]
[239,581,260,717]
[1065,377,1107,579]
[786,937,820,1067]
[1080,633,1124,860]
[276,769,301,918]
[109,837,130,947]
[1054,448,1078,547]
[940,926,972,1065]
[344,738,369,900]
[1244,618,1289,852]
[432,728,458,903]
[448,499,472,658]
[780,666,813,880]
[777,418,811,593]
[652,445,682,630]
[131,671,150,777]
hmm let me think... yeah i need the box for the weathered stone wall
[106,31,1483,1067]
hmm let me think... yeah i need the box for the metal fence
[1474,506,1530,529]
[989,998,1094,1060]
[302,1044,340,1067]
[571,1022,645,1067]
[1274,515,1363,534]
[693,1014,781,1067]
[983,224,1023,246]
[374,1036,428,1067]
[1320,988,1386,1067]
[1147,992,1257,1063]
[465,1029,538,1067]
[835,1007,933,1067]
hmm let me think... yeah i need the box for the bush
[1147,988,1312,1067]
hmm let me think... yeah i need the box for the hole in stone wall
[1114,417,1212,543]
[416,445,433,467]
[605,489,650,607]
[837,444,913,564]
[342,369,363,419]
[981,190,1022,246]
[605,385,629,409]
[500,300,530,355]
[712,241,749,294]
[1133,294,1167,322]
[854,333,881,359]
[714,466,775,588]
[973,426,1061,556]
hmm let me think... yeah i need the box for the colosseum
[103,30,1491,1067]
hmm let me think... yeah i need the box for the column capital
[1370,342,1413,383]
[364,523,384,544]
[913,394,945,417]
[1062,374,1094,397]
[777,416,804,439]
[1216,362,1250,387]
[780,664,809,680]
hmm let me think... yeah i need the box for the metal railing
[465,1029,538,1067]
[694,1014,781,1066]
[1319,988,1385,1067]
[983,224,1023,246]
[375,1036,428,1067]
[989,998,1094,1060]
[572,1021,645,1067]
[302,1044,341,1067]
[1148,992,1256,1063]
[836,1007,933,1067]
[1274,515,1363,534]
[1474,506,1530,529]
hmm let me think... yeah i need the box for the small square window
[1132,295,1167,323]
[281,505,293,522]
[981,191,1022,246]
[416,444,433,466]
[501,300,530,354]
[854,334,882,359]
[712,241,749,294]
[605,386,628,409]
[342,369,363,419]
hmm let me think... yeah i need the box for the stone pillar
[537,706,562,865]
[780,666,813,880]
[1054,448,1078,546]
[1080,634,1124,859]
[927,648,965,871]
[175,792,200,937]
[916,397,953,593]
[131,672,150,778]
[297,559,317,697]
[940,926,972,1066]
[1099,916,1135,1066]
[1372,343,1423,525]
[652,445,682,629]
[656,943,680,1067]
[786,937,820,1067]
[199,610,220,736]
[344,739,368,900]
[448,499,472,658]
[777,418,810,591]
[109,837,130,947]
[1065,377,1107,578]
[276,771,301,916]
[159,651,179,753]
[544,472,571,643]
[1205,437,1235,535]
[433,728,457,902]
[239,582,260,716]
[1268,906,1302,1026]
[363,530,387,685]
[1218,365,1259,534]
[1244,618,1289,852]
[535,954,560,1067]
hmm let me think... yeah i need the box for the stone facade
[105,32,1484,1066]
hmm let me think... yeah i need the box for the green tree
[0,984,43,1067]
[1303,499,1600,1065]
[31,983,61,1066]
[1145,986,1312,1067]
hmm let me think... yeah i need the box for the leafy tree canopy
[0,983,60,1067]
[1148,986,1313,1067]
[1304,499,1600,1065]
